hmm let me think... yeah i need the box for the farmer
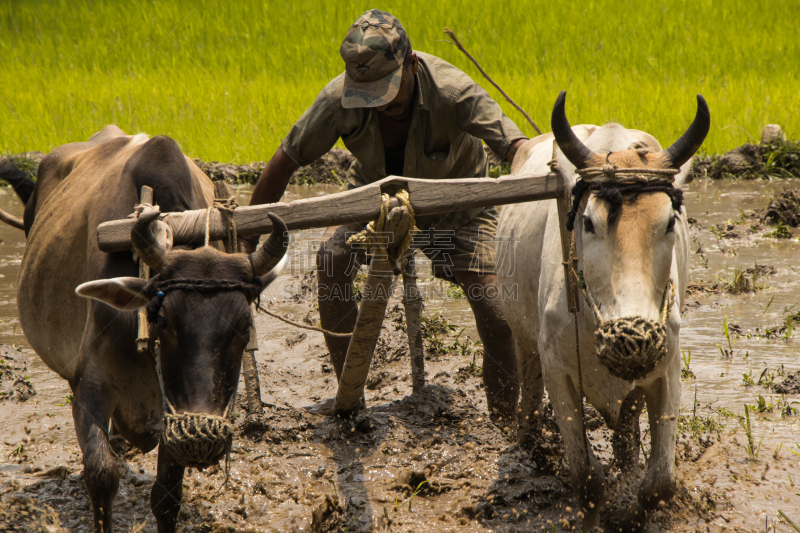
[245,9,528,421]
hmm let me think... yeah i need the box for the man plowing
[245,9,527,421]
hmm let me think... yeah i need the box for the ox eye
[157,315,174,333]
[583,216,595,234]
[666,215,677,234]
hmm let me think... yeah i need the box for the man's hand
[506,138,527,163]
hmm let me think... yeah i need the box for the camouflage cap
[340,9,408,109]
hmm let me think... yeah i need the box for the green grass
[2,0,799,161]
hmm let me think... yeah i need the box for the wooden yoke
[98,173,563,252]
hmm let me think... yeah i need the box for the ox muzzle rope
[565,160,681,381]
[145,277,261,469]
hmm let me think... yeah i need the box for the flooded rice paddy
[0,178,799,532]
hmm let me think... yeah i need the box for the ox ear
[76,278,150,310]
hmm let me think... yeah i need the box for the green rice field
[1,0,798,161]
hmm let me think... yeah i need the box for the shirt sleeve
[281,81,343,167]
[454,80,528,161]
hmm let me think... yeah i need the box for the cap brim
[341,66,402,109]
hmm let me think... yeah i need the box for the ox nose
[594,317,667,381]
[162,412,233,467]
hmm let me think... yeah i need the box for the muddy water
[1,179,799,532]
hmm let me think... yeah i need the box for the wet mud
[0,178,799,532]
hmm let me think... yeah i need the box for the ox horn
[661,94,711,169]
[551,91,596,170]
[132,206,168,272]
[249,213,288,277]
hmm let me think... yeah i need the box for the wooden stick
[332,253,395,415]
[97,172,562,252]
[402,254,425,395]
[136,186,153,355]
[213,180,264,417]
[242,328,263,416]
[444,28,543,136]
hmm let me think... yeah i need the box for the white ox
[498,92,709,529]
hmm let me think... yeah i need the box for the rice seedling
[717,317,734,358]
[392,480,428,513]
[725,267,753,294]
[760,295,775,315]
[740,404,764,460]
[677,412,722,440]
[680,347,694,379]
[778,510,800,533]
[773,442,783,460]
[2,0,798,161]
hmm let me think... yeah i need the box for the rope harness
[346,189,419,257]
[205,196,239,248]
[577,271,675,381]
[255,303,353,338]
[560,154,681,383]
[567,164,683,231]
[144,276,260,469]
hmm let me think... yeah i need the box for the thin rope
[574,270,674,329]
[145,278,261,324]
[255,303,352,338]
[567,230,587,442]
[204,197,239,248]
[575,165,679,183]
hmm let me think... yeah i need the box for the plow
[102,170,578,416]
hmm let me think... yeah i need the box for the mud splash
[0,345,35,402]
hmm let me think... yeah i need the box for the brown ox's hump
[122,135,204,213]
[24,127,132,235]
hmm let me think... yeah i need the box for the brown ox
[17,125,287,532]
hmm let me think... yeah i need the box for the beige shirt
[282,52,527,229]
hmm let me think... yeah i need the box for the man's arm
[243,78,343,254]
[454,81,529,164]
[241,146,299,254]
[505,139,526,163]
[250,146,299,206]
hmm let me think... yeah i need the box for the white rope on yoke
[204,196,239,247]
[575,164,679,184]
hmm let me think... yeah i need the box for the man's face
[376,52,418,117]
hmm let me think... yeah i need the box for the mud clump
[0,149,354,187]
[773,373,800,395]
[1,144,514,189]
[0,494,68,533]
[0,345,36,402]
[693,139,800,180]
[0,152,45,181]
[761,188,800,227]
[193,148,354,185]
